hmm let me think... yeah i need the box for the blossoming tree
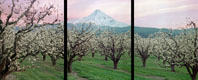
[0,0,62,79]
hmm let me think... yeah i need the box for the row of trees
[134,21,198,80]
[67,23,131,73]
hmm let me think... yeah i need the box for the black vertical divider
[64,0,67,80]
[131,0,134,80]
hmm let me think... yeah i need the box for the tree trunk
[0,58,9,80]
[78,57,82,61]
[67,65,72,73]
[92,52,95,58]
[191,71,197,80]
[185,65,198,80]
[113,61,118,69]
[163,59,166,65]
[142,58,147,67]
[51,56,56,65]
[170,64,175,72]
[52,60,56,65]
[0,68,10,80]
[78,55,83,61]
[0,73,9,80]
[67,61,72,73]
[128,52,131,57]
[43,55,46,61]
[105,55,108,61]
[157,56,160,61]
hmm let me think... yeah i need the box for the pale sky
[135,0,198,29]
[0,0,64,23]
[67,0,131,25]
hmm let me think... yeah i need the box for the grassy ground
[9,55,64,80]
[67,53,131,80]
[134,56,195,80]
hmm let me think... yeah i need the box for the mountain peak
[68,9,129,27]
[94,9,102,13]
[89,9,108,17]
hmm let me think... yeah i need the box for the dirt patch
[71,72,88,80]
[135,74,166,80]
[6,74,16,80]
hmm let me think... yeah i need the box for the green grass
[134,75,154,80]
[134,56,194,80]
[67,74,77,80]
[11,55,64,80]
[67,53,131,80]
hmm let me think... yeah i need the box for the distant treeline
[134,26,187,38]
[67,23,131,34]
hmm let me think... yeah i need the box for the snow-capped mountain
[68,9,129,27]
